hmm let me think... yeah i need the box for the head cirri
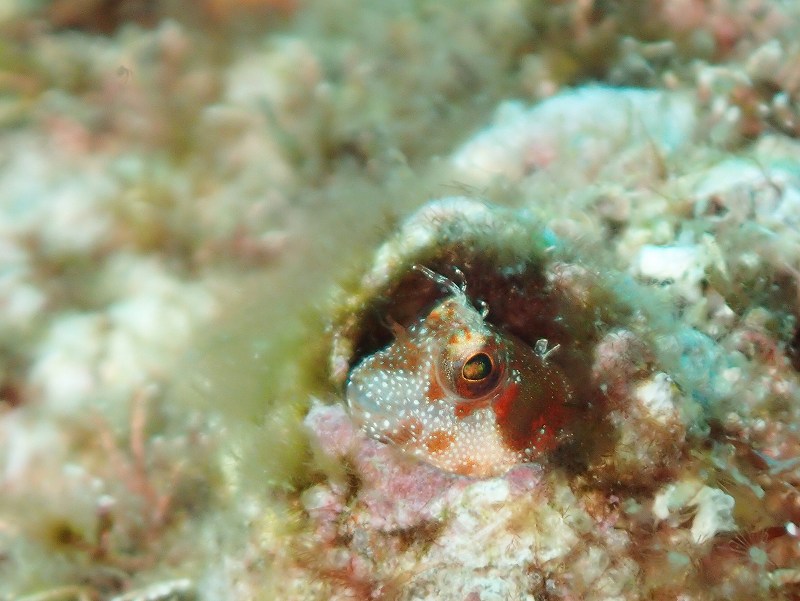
[346,266,574,477]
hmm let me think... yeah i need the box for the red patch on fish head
[493,346,574,454]
[491,380,520,421]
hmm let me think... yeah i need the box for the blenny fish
[346,266,574,477]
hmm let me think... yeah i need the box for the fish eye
[451,348,504,399]
[462,352,493,381]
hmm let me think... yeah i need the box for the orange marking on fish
[424,430,455,454]
[455,458,478,476]
[426,371,446,402]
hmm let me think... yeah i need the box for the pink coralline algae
[304,401,466,532]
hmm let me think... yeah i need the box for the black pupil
[462,353,492,381]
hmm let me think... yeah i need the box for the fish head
[346,289,573,477]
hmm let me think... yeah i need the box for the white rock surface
[451,87,696,184]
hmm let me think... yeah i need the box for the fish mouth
[345,373,378,417]
[344,364,399,429]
